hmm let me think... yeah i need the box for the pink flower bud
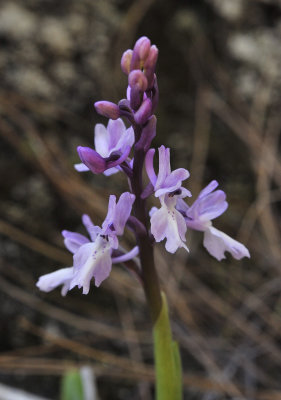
[134,36,151,61]
[134,98,152,125]
[128,70,148,91]
[94,101,120,120]
[121,49,133,75]
[130,36,151,70]
[144,45,159,88]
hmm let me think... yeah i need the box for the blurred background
[0,0,281,399]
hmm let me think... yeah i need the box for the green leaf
[153,292,182,400]
[60,369,84,400]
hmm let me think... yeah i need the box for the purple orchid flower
[145,145,191,198]
[36,192,137,295]
[177,180,250,261]
[75,118,134,176]
[145,145,191,253]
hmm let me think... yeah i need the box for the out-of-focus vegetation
[0,0,281,398]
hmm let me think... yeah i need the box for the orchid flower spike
[145,145,191,253]
[75,118,134,176]
[36,193,137,295]
[177,180,250,261]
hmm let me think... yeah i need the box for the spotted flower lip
[75,118,134,175]
[145,145,191,198]
[177,181,250,261]
[150,194,188,254]
[36,192,137,295]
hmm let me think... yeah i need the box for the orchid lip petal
[203,226,250,261]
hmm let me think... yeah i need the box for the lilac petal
[112,246,139,263]
[114,192,135,235]
[103,167,120,176]
[155,146,170,189]
[116,126,135,153]
[77,146,106,174]
[176,198,189,214]
[82,214,100,241]
[94,123,110,157]
[149,206,158,217]
[126,86,131,101]
[94,101,120,120]
[107,119,125,150]
[102,195,116,231]
[145,149,157,186]
[198,192,228,221]
[36,267,74,296]
[198,180,219,199]
[135,116,156,152]
[62,230,90,253]
[163,168,190,189]
[134,98,153,125]
[93,252,112,287]
[73,242,95,272]
[150,201,188,253]
[107,146,131,169]
[74,163,90,172]
[203,226,250,261]
[180,188,192,198]
[141,182,154,199]
[71,240,112,293]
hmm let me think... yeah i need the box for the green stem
[153,293,182,400]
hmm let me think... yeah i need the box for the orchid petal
[102,195,116,231]
[107,145,131,169]
[82,214,100,241]
[103,167,120,176]
[74,163,90,172]
[150,196,188,253]
[36,267,73,296]
[112,246,139,263]
[203,226,250,261]
[94,123,110,157]
[145,149,157,185]
[62,230,90,253]
[114,192,135,235]
[107,119,125,150]
[198,180,219,199]
[155,146,170,189]
[77,146,106,174]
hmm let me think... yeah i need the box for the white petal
[94,123,110,157]
[203,226,250,261]
[150,200,188,254]
[103,167,120,176]
[36,267,74,293]
[74,163,90,172]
